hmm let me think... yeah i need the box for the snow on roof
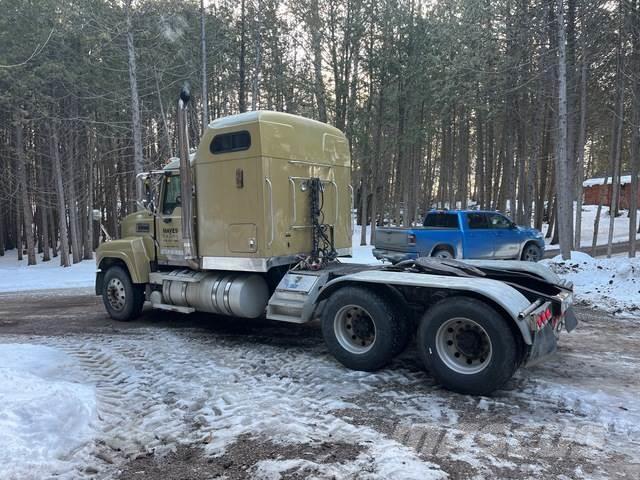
[583,175,633,187]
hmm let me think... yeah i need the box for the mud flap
[95,271,105,296]
[564,307,578,332]
[523,323,558,367]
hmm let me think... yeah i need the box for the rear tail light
[534,307,553,330]
[407,233,417,246]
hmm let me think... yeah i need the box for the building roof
[583,175,633,188]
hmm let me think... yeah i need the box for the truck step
[265,311,307,324]
[266,296,305,323]
[150,302,195,314]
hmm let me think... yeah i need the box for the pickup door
[463,212,494,259]
[486,212,521,259]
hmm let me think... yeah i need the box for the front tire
[102,265,145,321]
[321,286,407,372]
[417,297,521,395]
[521,243,543,262]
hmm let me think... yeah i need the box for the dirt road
[0,289,638,479]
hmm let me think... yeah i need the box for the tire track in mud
[28,331,443,479]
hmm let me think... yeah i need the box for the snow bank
[0,344,97,480]
[0,250,95,293]
[543,204,640,250]
[541,252,640,316]
[342,224,384,265]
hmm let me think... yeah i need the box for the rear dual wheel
[417,297,521,395]
[321,287,411,372]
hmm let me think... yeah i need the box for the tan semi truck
[95,90,577,395]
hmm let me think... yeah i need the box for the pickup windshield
[423,213,459,228]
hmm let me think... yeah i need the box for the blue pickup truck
[373,210,545,263]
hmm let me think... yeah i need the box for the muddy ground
[0,289,638,480]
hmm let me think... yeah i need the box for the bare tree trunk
[15,111,36,265]
[308,0,327,123]
[555,0,573,259]
[38,149,51,262]
[200,0,209,128]
[51,125,70,267]
[574,48,588,250]
[607,0,626,258]
[592,173,609,256]
[84,131,95,260]
[629,0,640,256]
[252,0,261,110]
[239,0,247,113]
[154,67,173,158]
[15,189,22,261]
[126,0,144,204]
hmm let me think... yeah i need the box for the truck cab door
[463,212,494,258]
[157,173,185,265]
[487,213,520,259]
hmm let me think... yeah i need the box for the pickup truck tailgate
[376,228,412,251]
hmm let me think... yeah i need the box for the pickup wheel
[321,286,407,372]
[417,297,520,395]
[431,247,454,259]
[521,243,543,262]
[102,265,145,321]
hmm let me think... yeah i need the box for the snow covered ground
[0,298,638,479]
[0,344,97,479]
[541,252,640,317]
[0,250,95,293]
[543,204,639,250]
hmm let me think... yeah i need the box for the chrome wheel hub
[106,278,126,312]
[334,305,376,354]
[435,317,492,374]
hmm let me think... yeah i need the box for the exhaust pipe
[177,84,199,270]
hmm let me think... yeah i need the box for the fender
[315,270,535,345]
[96,237,152,284]
[463,259,564,286]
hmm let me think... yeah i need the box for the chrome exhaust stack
[177,85,199,270]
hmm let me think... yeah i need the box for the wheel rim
[106,278,126,312]
[435,317,493,374]
[434,250,453,259]
[524,246,540,262]
[334,305,377,354]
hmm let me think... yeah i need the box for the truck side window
[467,213,488,229]
[423,213,458,228]
[210,131,251,154]
[162,175,181,215]
[487,213,513,229]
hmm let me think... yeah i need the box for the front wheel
[521,243,543,262]
[321,286,408,372]
[417,297,521,395]
[102,265,145,321]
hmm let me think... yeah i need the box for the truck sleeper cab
[96,107,576,396]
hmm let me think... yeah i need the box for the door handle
[163,218,172,224]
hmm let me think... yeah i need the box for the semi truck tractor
[95,90,577,395]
